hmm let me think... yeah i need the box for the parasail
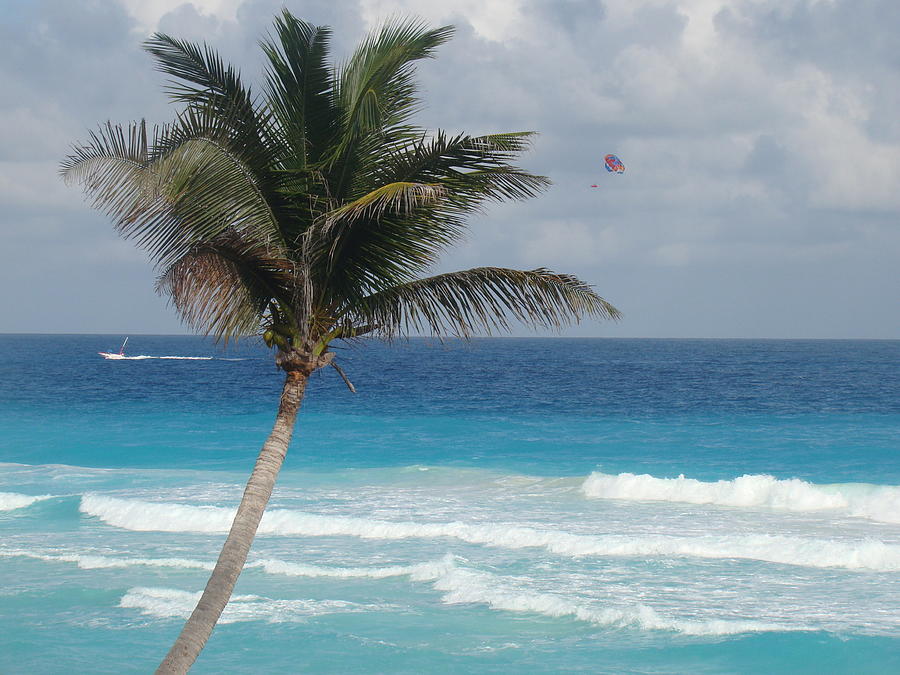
[604,153,625,174]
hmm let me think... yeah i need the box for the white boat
[99,337,128,360]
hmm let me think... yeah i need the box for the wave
[0,492,54,512]
[79,495,900,571]
[119,587,384,623]
[0,549,214,571]
[254,555,804,635]
[14,546,794,636]
[430,567,803,636]
[117,554,799,635]
[0,546,455,579]
[581,472,900,524]
[253,554,458,581]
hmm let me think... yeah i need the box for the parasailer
[604,153,625,174]
[590,153,625,187]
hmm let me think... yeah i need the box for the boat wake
[100,355,216,360]
[98,337,241,360]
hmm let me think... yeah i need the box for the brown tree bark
[155,361,316,674]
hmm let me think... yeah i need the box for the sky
[1,0,898,338]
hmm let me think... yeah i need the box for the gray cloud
[1,0,897,337]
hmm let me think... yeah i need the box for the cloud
[1,0,897,337]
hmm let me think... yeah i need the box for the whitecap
[430,567,804,636]
[0,492,54,511]
[581,472,900,524]
[79,494,900,571]
[109,557,805,636]
[119,587,381,623]
[0,549,213,571]
[252,553,457,580]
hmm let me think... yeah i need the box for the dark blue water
[1,336,897,480]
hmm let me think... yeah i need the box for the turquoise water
[1,336,898,673]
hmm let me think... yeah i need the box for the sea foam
[0,492,54,511]
[111,555,799,636]
[244,556,805,634]
[581,472,900,523]
[119,587,380,623]
[0,544,870,636]
[430,567,803,636]
[253,553,458,581]
[79,494,900,571]
[0,549,214,571]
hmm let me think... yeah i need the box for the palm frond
[321,181,445,226]
[308,208,467,316]
[156,232,295,342]
[343,267,621,338]
[327,19,454,196]
[307,181,449,294]
[310,130,551,303]
[336,19,452,132]
[388,131,551,204]
[147,133,285,264]
[61,120,168,236]
[260,11,335,170]
[62,115,285,269]
[144,33,276,171]
[145,33,252,109]
[61,120,149,178]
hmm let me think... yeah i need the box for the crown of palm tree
[61,10,618,362]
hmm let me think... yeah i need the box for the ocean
[1,335,898,674]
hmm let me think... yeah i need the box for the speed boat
[99,337,128,360]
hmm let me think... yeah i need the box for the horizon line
[0,332,897,341]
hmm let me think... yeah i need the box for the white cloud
[358,0,530,42]
[1,0,897,336]
[116,0,243,32]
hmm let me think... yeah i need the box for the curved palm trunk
[155,369,309,675]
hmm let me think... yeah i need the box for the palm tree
[61,10,620,674]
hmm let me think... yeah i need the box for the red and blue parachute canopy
[604,154,625,174]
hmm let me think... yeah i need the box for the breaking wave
[580,472,900,523]
[254,554,458,581]
[430,567,804,636]
[254,555,803,634]
[111,556,803,636]
[36,550,798,636]
[119,587,384,623]
[0,549,213,571]
[79,495,900,571]
[0,492,54,512]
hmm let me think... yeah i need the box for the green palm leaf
[61,120,168,239]
[311,131,551,306]
[144,33,262,135]
[62,115,285,268]
[261,11,335,170]
[345,267,621,338]
[327,19,454,196]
